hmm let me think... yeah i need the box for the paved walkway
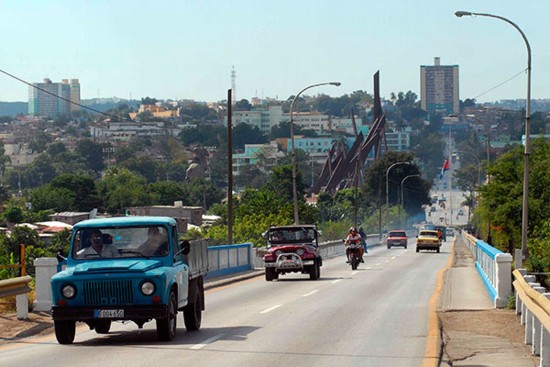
[438,236,536,366]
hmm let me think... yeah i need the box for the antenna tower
[231,66,236,104]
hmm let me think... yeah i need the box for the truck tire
[157,291,177,341]
[183,286,202,331]
[94,320,111,334]
[309,260,320,280]
[265,267,277,281]
[54,320,76,344]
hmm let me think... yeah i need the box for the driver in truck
[345,227,364,263]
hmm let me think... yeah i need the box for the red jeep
[262,225,322,281]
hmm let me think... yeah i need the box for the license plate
[94,309,124,318]
[280,260,298,268]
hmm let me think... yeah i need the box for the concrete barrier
[462,232,512,307]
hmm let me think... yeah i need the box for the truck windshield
[269,228,315,243]
[72,225,169,259]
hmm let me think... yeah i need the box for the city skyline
[0,1,548,104]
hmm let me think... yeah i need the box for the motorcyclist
[345,227,364,263]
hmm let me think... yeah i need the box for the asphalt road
[1,240,451,367]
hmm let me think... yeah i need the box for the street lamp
[455,11,531,262]
[290,82,341,224]
[386,161,410,230]
[400,174,420,227]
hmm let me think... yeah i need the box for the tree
[30,185,75,212]
[121,156,160,183]
[232,123,268,151]
[50,174,100,211]
[475,139,550,255]
[141,97,158,105]
[234,99,253,111]
[75,139,105,172]
[97,167,152,213]
[147,181,188,205]
[265,165,305,204]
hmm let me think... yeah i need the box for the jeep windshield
[72,225,170,259]
[268,227,316,244]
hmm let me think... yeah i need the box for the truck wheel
[309,260,320,280]
[437,247,440,253]
[157,291,177,341]
[416,247,419,253]
[54,320,76,344]
[95,320,111,334]
[183,286,202,331]
[265,267,276,281]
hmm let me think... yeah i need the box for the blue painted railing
[463,232,512,307]
[205,243,252,279]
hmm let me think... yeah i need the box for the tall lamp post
[386,161,410,230]
[290,82,341,224]
[455,11,531,262]
[400,174,420,227]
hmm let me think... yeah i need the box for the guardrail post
[16,293,28,319]
[494,253,513,307]
[516,269,527,316]
[532,286,546,356]
[525,282,541,345]
[33,257,59,312]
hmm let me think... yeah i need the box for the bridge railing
[513,269,550,365]
[462,232,512,307]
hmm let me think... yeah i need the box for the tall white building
[420,57,459,115]
[28,78,80,117]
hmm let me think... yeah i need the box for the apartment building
[28,78,80,118]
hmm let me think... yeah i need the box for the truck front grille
[83,280,134,306]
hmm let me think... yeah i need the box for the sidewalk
[438,236,537,366]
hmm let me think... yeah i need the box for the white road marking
[302,290,319,297]
[190,334,224,350]
[331,279,343,284]
[260,305,282,314]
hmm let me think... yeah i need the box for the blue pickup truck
[51,216,208,344]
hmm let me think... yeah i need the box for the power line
[472,68,526,101]
[0,68,134,122]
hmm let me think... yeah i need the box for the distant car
[458,209,465,216]
[447,228,455,237]
[386,230,407,249]
[416,230,441,253]
[430,206,436,212]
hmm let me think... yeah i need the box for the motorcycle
[344,240,362,270]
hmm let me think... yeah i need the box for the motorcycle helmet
[349,226,355,232]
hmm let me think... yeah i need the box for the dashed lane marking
[190,334,224,350]
[260,305,282,314]
[302,290,319,297]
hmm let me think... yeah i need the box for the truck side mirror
[56,249,67,263]
[180,240,191,255]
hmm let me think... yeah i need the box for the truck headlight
[296,249,305,256]
[62,284,76,299]
[140,281,155,296]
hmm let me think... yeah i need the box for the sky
[0,1,548,104]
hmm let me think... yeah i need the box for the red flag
[439,159,450,180]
